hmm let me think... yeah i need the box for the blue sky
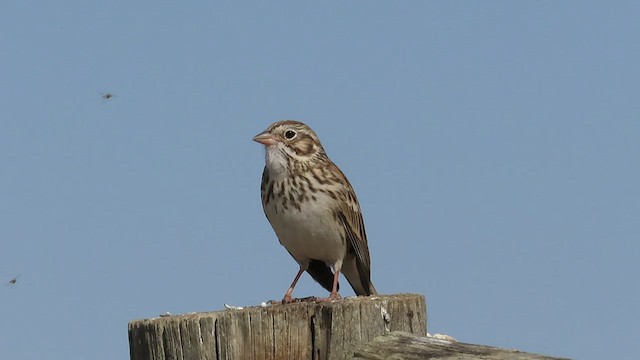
[1,1,638,359]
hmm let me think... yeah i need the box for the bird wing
[331,164,373,294]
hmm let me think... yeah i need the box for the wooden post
[347,332,570,360]
[128,293,426,360]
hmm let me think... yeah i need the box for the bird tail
[348,279,377,296]
[367,282,378,296]
[306,259,339,292]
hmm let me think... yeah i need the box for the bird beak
[253,131,278,146]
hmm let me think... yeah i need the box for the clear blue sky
[1,2,638,360]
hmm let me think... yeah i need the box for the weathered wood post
[346,332,570,360]
[128,293,426,360]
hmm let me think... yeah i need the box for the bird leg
[317,265,342,302]
[282,267,306,303]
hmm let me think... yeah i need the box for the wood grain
[348,331,570,360]
[128,293,426,360]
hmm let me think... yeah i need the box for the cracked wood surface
[128,293,426,360]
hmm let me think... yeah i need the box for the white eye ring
[284,129,297,140]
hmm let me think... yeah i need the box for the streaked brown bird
[254,120,377,302]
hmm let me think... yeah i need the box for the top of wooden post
[128,293,426,360]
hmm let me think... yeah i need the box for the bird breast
[263,178,347,265]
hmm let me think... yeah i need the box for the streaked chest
[261,173,346,262]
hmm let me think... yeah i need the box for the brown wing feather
[330,163,374,294]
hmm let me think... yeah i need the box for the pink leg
[317,263,342,302]
[329,268,341,299]
[282,267,305,303]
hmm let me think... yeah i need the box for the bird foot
[281,296,318,304]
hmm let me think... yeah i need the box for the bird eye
[284,130,297,140]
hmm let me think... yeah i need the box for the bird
[6,275,20,287]
[253,120,377,302]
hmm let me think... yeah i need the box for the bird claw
[281,296,318,304]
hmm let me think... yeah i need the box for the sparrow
[254,120,377,302]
